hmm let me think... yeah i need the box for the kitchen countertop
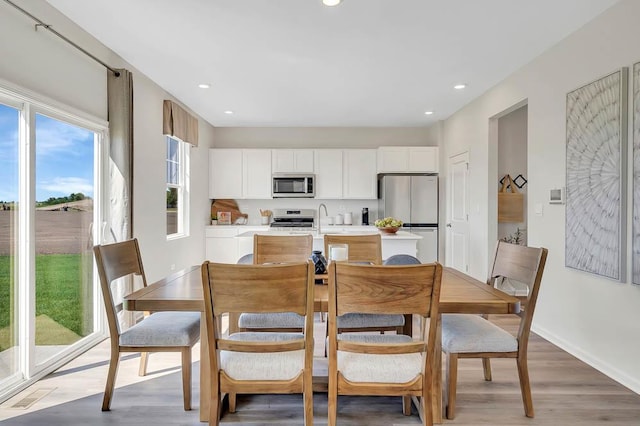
[235,229,422,240]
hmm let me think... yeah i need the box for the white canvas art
[633,62,640,285]
[565,68,627,280]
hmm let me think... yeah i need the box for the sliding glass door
[0,88,107,401]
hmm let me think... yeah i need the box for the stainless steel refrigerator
[378,174,438,263]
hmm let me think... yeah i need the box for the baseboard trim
[532,324,640,395]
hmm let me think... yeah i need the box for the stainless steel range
[270,208,315,229]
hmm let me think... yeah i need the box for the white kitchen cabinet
[343,149,377,199]
[209,149,243,199]
[205,227,239,263]
[243,149,272,199]
[377,146,439,173]
[272,149,314,173]
[313,149,343,199]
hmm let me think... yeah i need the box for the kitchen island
[235,229,421,261]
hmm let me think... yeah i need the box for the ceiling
[46,0,619,128]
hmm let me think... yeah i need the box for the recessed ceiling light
[323,0,342,6]
[198,83,210,89]
[454,84,467,90]
[424,111,434,115]
[224,110,234,115]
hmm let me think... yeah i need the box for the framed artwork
[633,62,640,285]
[217,211,232,225]
[565,68,628,281]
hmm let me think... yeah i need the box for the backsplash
[234,199,380,226]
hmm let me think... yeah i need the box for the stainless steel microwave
[272,173,315,198]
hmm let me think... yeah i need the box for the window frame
[166,135,189,240]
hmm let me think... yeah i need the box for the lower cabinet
[205,226,270,263]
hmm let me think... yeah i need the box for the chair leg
[209,386,221,426]
[303,370,313,426]
[138,352,149,376]
[328,375,338,426]
[102,350,120,411]
[517,355,535,418]
[402,395,412,415]
[228,393,237,413]
[482,358,492,381]
[444,353,458,420]
[181,347,192,411]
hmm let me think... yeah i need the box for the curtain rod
[4,0,120,77]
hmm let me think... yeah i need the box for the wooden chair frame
[230,234,313,334]
[323,234,404,334]
[443,241,548,419]
[327,261,443,426]
[201,260,315,426]
[93,239,195,411]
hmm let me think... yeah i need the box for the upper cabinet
[377,146,439,173]
[209,149,271,199]
[343,149,377,199]
[243,149,272,199]
[209,149,243,199]
[272,149,314,173]
[314,149,343,199]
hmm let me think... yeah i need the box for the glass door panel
[0,104,20,384]
[34,114,95,365]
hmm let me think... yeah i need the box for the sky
[0,104,94,203]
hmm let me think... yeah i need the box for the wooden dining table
[124,264,519,423]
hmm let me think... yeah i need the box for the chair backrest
[253,234,313,264]
[328,261,442,359]
[324,233,382,265]
[383,254,421,265]
[201,261,315,370]
[488,241,548,349]
[93,238,147,341]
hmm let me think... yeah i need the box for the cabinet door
[205,227,239,263]
[209,149,243,199]
[377,147,408,173]
[343,149,377,199]
[408,147,439,173]
[272,149,314,172]
[243,149,272,199]
[314,149,343,199]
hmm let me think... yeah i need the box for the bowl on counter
[377,226,400,234]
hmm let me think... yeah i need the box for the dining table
[123,264,519,423]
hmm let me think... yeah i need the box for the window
[166,136,189,237]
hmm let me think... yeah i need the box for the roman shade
[162,100,198,146]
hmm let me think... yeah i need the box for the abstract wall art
[633,62,640,285]
[565,68,628,281]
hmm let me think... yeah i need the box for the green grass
[0,254,93,351]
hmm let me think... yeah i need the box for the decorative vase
[310,250,327,274]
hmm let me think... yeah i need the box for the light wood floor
[0,315,639,425]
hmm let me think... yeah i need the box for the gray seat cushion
[337,313,405,329]
[119,311,200,347]
[442,314,518,353]
[238,312,305,329]
[221,332,306,380]
[335,334,422,383]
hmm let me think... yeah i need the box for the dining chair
[323,233,404,334]
[235,234,313,333]
[201,260,315,426]
[93,239,200,411]
[441,241,548,419]
[327,261,443,426]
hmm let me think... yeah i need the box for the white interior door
[447,152,470,272]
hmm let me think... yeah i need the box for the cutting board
[211,199,248,224]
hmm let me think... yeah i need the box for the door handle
[446,223,452,228]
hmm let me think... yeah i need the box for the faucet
[317,203,328,235]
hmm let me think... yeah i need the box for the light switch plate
[535,203,543,216]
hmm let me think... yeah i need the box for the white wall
[0,0,214,283]
[441,0,640,392]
